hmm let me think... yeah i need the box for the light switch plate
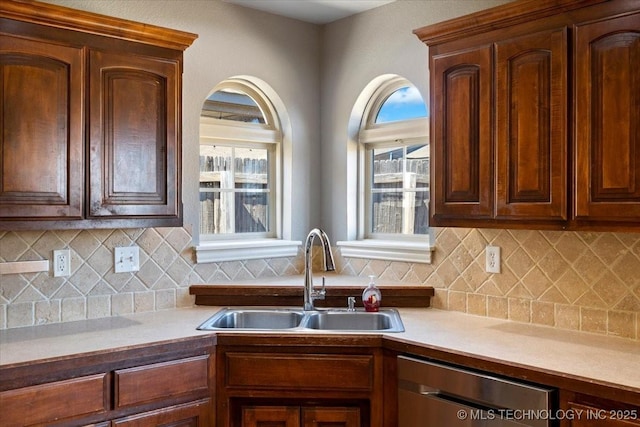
[114,246,140,273]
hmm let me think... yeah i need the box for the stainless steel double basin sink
[197,307,405,333]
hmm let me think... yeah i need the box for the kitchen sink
[197,307,404,332]
[197,308,305,330]
[301,310,404,332]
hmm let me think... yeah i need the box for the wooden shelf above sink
[189,284,434,308]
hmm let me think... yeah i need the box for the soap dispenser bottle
[362,275,381,312]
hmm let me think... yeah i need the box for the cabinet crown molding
[413,0,606,45]
[0,0,197,51]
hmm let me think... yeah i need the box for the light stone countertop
[0,306,638,395]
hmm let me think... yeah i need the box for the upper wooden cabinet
[0,0,196,230]
[415,0,640,231]
[574,12,640,225]
[0,34,84,221]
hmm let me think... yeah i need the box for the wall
[1,0,638,341]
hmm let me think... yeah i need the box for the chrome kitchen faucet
[303,228,335,310]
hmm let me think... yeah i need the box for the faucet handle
[347,296,356,311]
[317,276,326,299]
[311,276,326,301]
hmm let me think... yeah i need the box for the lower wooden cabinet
[216,342,384,427]
[113,399,211,427]
[0,373,109,427]
[242,405,360,427]
[0,340,214,427]
[561,392,640,427]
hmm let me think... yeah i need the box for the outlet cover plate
[485,245,501,274]
[53,249,71,277]
[114,246,140,273]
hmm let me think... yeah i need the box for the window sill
[195,239,301,263]
[336,239,433,264]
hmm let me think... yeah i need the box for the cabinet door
[574,13,640,223]
[302,407,360,427]
[88,49,180,221]
[113,399,211,427]
[430,45,493,224]
[0,35,83,220]
[566,402,640,427]
[0,373,108,427]
[242,406,300,427]
[495,28,568,222]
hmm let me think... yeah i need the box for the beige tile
[507,283,533,299]
[87,295,110,319]
[531,301,554,327]
[7,302,34,328]
[607,311,636,339]
[134,291,155,312]
[521,267,552,298]
[156,289,176,310]
[555,270,589,304]
[112,293,133,315]
[430,290,447,310]
[448,291,467,312]
[176,288,194,308]
[487,296,508,319]
[62,298,86,322]
[555,304,580,331]
[554,233,587,263]
[505,247,534,278]
[539,286,569,304]
[461,261,489,291]
[35,300,61,325]
[580,307,607,334]
[467,294,487,316]
[508,298,531,323]
[538,251,570,282]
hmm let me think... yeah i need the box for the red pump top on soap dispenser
[362,275,381,312]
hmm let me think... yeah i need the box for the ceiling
[223,0,396,24]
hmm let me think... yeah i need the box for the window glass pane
[371,191,429,235]
[199,144,271,235]
[235,192,268,233]
[202,89,266,124]
[372,147,403,191]
[375,86,427,124]
[406,144,429,189]
[234,147,269,189]
[370,144,429,235]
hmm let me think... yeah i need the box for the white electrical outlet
[485,245,501,274]
[53,249,71,277]
[114,246,140,273]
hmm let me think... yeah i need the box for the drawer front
[0,373,109,427]
[226,353,373,391]
[115,355,210,409]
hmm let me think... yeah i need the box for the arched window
[196,78,299,262]
[199,81,279,237]
[360,77,429,238]
[338,76,431,263]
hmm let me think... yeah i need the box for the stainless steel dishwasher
[398,356,555,427]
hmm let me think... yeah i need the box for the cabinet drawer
[0,373,109,427]
[226,353,373,391]
[115,355,209,409]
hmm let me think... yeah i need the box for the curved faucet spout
[303,228,335,311]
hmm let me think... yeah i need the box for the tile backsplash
[1,227,638,340]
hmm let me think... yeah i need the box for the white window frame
[196,78,299,262]
[338,76,433,263]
